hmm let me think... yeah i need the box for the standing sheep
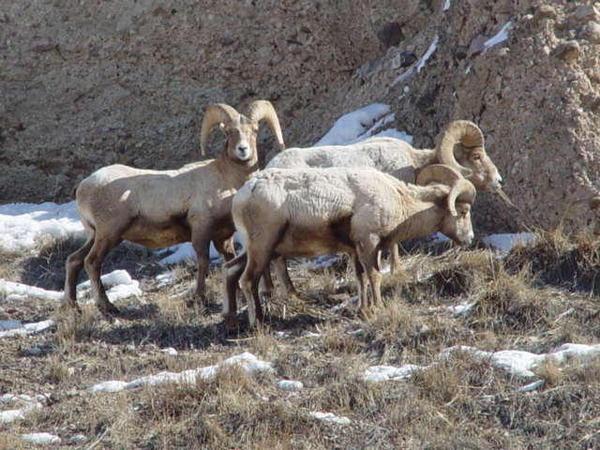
[63,101,284,314]
[262,120,502,298]
[224,164,476,328]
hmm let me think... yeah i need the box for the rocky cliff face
[1,0,599,232]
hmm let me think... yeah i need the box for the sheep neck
[216,152,259,187]
[391,200,444,243]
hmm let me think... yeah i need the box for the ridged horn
[436,120,485,178]
[199,103,240,156]
[416,163,463,187]
[246,100,285,152]
[446,179,476,217]
[417,164,476,216]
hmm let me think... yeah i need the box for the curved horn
[436,120,485,177]
[590,196,600,210]
[246,100,285,152]
[199,103,240,156]
[447,179,476,217]
[416,164,463,187]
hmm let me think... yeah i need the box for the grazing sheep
[263,120,502,297]
[63,101,284,314]
[224,164,476,328]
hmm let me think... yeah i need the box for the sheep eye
[472,154,482,161]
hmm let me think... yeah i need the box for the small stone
[552,40,580,63]
[580,22,600,43]
[535,5,557,21]
[573,4,599,24]
[399,51,417,68]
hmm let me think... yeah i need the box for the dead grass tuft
[506,228,600,294]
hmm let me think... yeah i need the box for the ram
[224,164,476,328]
[64,101,284,314]
[262,120,502,298]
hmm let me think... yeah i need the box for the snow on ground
[482,232,536,254]
[20,433,61,445]
[393,35,439,85]
[365,343,600,383]
[277,380,304,392]
[0,395,46,424]
[363,364,421,382]
[483,21,512,51]
[417,35,439,73]
[1,269,141,304]
[447,301,476,317]
[0,201,84,253]
[90,352,273,393]
[0,320,55,339]
[315,103,413,147]
[442,0,451,11]
[309,411,352,425]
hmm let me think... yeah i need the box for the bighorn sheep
[224,164,476,328]
[63,101,284,314]
[262,120,502,297]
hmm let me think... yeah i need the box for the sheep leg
[391,244,402,275]
[356,234,382,316]
[352,254,369,317]
[84,235,122,316]
[240,246,277,328]
[63,235,94,312]
[223,253,247,330]
[258,263,274,301]
[273,257,299,298]
[190,229,211,307]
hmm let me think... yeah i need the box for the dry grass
[1,229,599,448]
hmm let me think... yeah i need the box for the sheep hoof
[97,301,120,316]
[259,289,273,302]
[59,302,82,315]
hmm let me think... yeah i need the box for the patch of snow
[483,22,512,51]
[21,433,61,445]
[0,201,84,253]
[0,400,43,424]
[158,241,225,265]
[90,352,273,393]
[482,232,536,254]
[316,104,391,146]
[302,331,322,338]
[155,270,177,287]
[516,379,545,393]
[363,364,421,383]
[446,343,600,378]
[1,269,141,304]
[277,380,304,392]
[417,35,439,73]
[443,0,451,11]
[371,128,414,145]
[69,434,88,444]
[298,255,340,270]
[0,320,55,339]
[0,320,22,331]
[309,411,352,425]
[161,347,178,356]
[447,301,475,317]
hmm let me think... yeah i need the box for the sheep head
[417,164,476,247]
[199,101,284,165]
[436,120,503,193]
